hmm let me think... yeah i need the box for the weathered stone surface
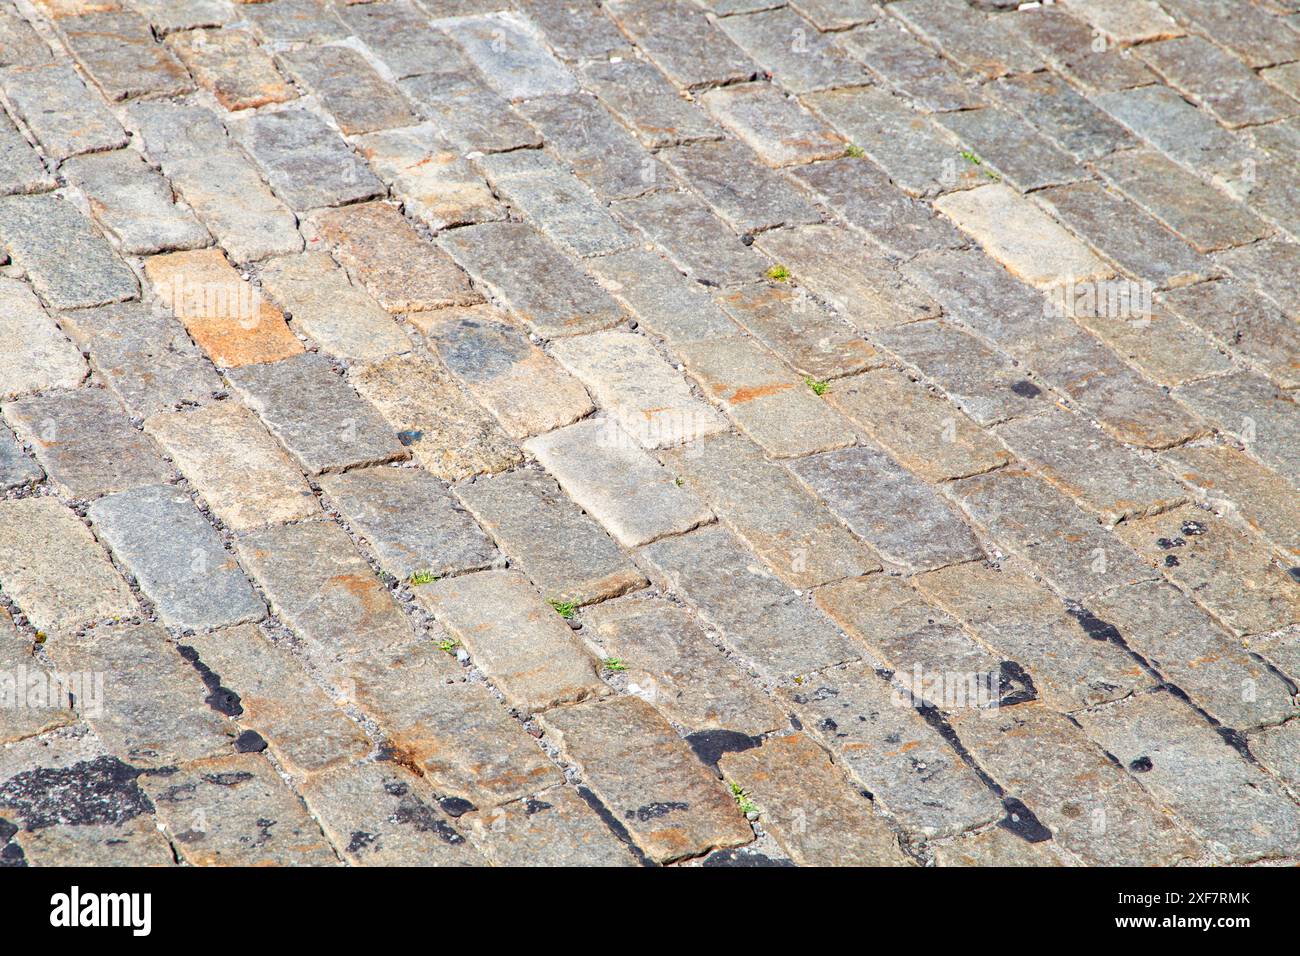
[918,560,1155,711]
[400,73,541,155]
[933,826,1074,867]
[790,444,984,572]
[89,484,264,630]
[454,468,646,607]
[4,388,171,499]
[1061,0,1182,45]
[144,401,318,532]
[0,422,40,491]
[469,785,636,866]
[583,595,784,735]
[319,465,497,581]
[0,62,124,158]
[587,248,737,344]
[826,369,1010,481]
[1010,4,1156,93]
[900,246,1054,346]
[348,353,521,481]
[780,662,1003,837]
[58,10,192,100]
[235,520,416,669]
[1172,372,1300,484]
[994,408,1188,524]
[789,0,878,31]
[659,138,820,234]
[577,57,721,149]
[0,607,73,743]
[1250,721,1300,791]
[1068,300,1232,392]
[889,0,1040,77]
[0,7,52,67]
[278,45,413,135]
[1159,0,1300,69]
[1159,280,1299,389]
[0,109,53,195]
[660,432,878,589]
[226,353,407,475]
[989,71,1134,161]
[307,202,479,314]
[257,252,407,362]
[183,624,371,779]
[46,621,234,767]
[0,279,87,401]
[416,570,605,713]
[719,733,910,866]
[675,336,857,458]
[1091,84,1249,181]
[337,0,450,79]
[128,101,303,263]
[523,417,711,548]
[639,524,862,679]
[1074,688,1300,863]
[717,7,864,94]
[701,83,843,167]
[538,695,753,862]
[242,0,347,44]
[949,703,1200,865]
[604,0,757,89]
[166,26,294,111]
[1215,240,1300,318]
[143,754,338,866]
[144,248,303,368]
[614,190,765,288]
[15,816,175,867]
[443,11,577,100]
[0,194,137,310]
[230,109,381,212]
[840,19,981,112]
[1138,36,1293,129]
[439,222,627,338]
[518,0,628,61]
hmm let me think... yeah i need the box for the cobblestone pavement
[0,0,1298,868]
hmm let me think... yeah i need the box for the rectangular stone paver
[399,73,541,155]
[577,57,721,148]
[586,249,737,345]
[989,71,1134,160]
[0,607,73,744]
[144,401,318,532]
[1010,4,1156,93]
[603,0,757,90]
[935,107,1087,193]
[1062,0,1183,46]
[416,570,605,713]
[0,109,53,195]
[660,432,879,589]
[1160,280,1300,390]
[889,0,1040,77]
[0,63,126,159]
[468,785,635,867]
[443,12,577,100]
[336,0,454,80]
[0,278,87,401]
[454,468,647,607]
[538,695,753,863]
[278,45,413,135]
[0,423,40,491]
[840,19,981,113]
[1172,372,1300,485]
[614,189,766,288]
[58,10,192,100]
[166,27,295,111]
[0,497,134,634]
[1138,35,1295,129]
[318,465,498,582]
[701,82,844,167]
[717,7,865,94]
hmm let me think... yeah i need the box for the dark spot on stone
[576,785,649,866]
[176,644,242,717]
[1010,379,1041,398]
[202,771,254,788]
[397,429,423,446]
[347,831,376,854]
[523,798,553,816]
[1065,604,1123,644]
[625,801,688,823]
[1156,536,1185,550]
[1287,568,1300,584]
[788,713,803,731]
[684,729,760,768]
[1129,756,1153,773]
[998,660,1038,706]
[234,730,267,753]
[392,794,464,845]
[702,847,796,867]
[819,717,838,733]
[436,796,476,818]
[1164,554,1180,568]
[1215,726,1251,759]
[383,781,409,798]
[741,234,754,246]
[0,756,152,830]
[1181,520,1206,536]
[696,277,718,288]
[998,797,1052,843]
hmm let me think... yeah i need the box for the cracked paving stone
[182,624,372,780]
[890,0,1041,77]
[1009,4,1156,94]
[577,57,721,149]
[948,702,1201,865]
[719,733,911,866]
[142,753,338,866]
[416,569,606,713]
[442,11,578,100]
[1159,280,1300,390]
[278,45,414,135]
[57,10,192,100]
[300,760,483,865]
[166,27,295,111]
[61,149,211,256]
[257,252,408,363]
[639,523,862,679]
[144,400,318,532]
[675,335,857,458]
[789,444,985,572]
[779,662,1004,838]
[3,387,171,500]
[468,785,637,867]
[993,407,1188,525]
[701,82,844,168]
[936,110,1087,194]
[538,694,753,863]
[307,202,480,313]
[128,101,302,263]
[1112,506,1300,639]
[839,19,983,113]
[0,194,137,310]
[523,417,712,548]
[478,150,633,259]
[1171,371,1300,485]
[603,0,758,90]
[660,431,879,589]
[88,484,265,631]
[587,248,738,344]
[717,7,866,94]
[917,559,1156,712]
[229,109,383,212]
[0,422,40,492]
[400,72,541,155]
[714,282,880,379]
[0,497,135,633]
[439,221,627,338]
[614,189,766,288]
[453,468,647,607]
[0,608,74,743]
[318,465,498,582]
[226,353,409,476]
[46,621,236,767]
[584,595,785,735]
[949,468,1158,599]
[1074,688,1300,863]
[550,331,727,448]
[234,519,417,669]
[144,248,303,368]
[825,368,1011,481]
[989,71,1135,161]
[0,278,88,401]
[349,353,521,481]
[410,305,592,439]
